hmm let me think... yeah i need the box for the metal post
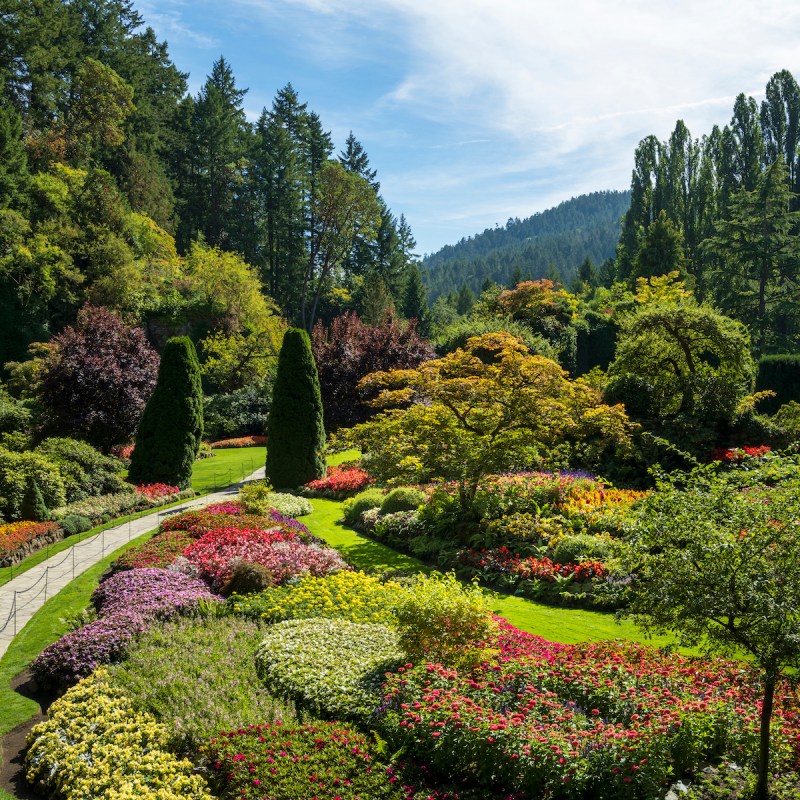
[72,544,75,580]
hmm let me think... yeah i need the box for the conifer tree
[20,478,49,522]
[265,328,325,488]
[128,337,203,489]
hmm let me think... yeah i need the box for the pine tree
[20,478,49,522]
[128,336,203,489]
[0,100,28,208]
[266,328,326,488]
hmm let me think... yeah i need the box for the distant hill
[422,190,631,300]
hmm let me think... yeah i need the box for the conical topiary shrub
[128,337,203,490]
[20,478,49,521]
[266,328,326,489]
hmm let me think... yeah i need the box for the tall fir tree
[265,328,326,488]
[128,336,203,489]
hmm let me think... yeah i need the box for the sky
[135,0,800,256]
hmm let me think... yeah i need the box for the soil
[0,670,52,800]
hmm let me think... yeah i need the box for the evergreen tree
[20,478,49,522]
[456,282,475,315]
[265,328,326,488]
[403,265,429,327]
[128,336,203,489]
[632,210,687,281]
[338,131,379,191]
[0,100,29,208]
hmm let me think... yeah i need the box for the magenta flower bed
[32,568,218,689]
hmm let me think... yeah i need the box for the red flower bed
[113,529,195,571]
[0,521,61,564]
[376,620,800,798]
[209,435,267,449]
[459,546,607,583]
[304,465,374,498]
[134,483,181,501]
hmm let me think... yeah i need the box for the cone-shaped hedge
[21,479,49,522]
[266,328,326,488]
[128,337,203,489]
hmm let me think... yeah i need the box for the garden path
[0,468,265,659]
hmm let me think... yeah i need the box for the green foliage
[107,617,291,754]
[129,337,203,489]
[203,377,271,440]
[756,354,800,414]
[434,314,557,360]
[255,617,403,720]
[266,328,326,488]
[20,478,49,521]
[623,465,800,799]
[392,572,496,668]
[552,534,613,565]
[0,447,65,520]
[772,402,800,442]
[35,437,125,501]
[379,487,426,515]
[59,514,92,536]
[341,487,385,526]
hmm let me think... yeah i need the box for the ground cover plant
[0,520,60,565]
[107,616,293,754]
[25,669,213,800]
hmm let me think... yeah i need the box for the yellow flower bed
[233,570,405,626]
[25,669,213,800]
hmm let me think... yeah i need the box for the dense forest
[0,0,425,371]
[422,190,631,300]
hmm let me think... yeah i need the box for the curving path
[0,468,264,659]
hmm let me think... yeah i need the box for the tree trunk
[755,673,776,800]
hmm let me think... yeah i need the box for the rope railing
[0,460,262,641]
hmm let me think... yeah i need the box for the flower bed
[203,721,405,800]
[303,465,374,499]
[0,520,61,566]
[375,620,800,799]
[210,435,267,448]
[26,670,213,800]
[133,482,181,501]
[112,529,195,571]
[31,568,219,688]
[710,445,772,463]
[255,617,403,720]
[232,570,404,626]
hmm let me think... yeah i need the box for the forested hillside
[422,191,631,300]
[0,0,423,370]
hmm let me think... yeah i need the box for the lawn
[191,445,265,493]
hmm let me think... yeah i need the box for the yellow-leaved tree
[343,332,632,509]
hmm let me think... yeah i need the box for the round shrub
[203,721,405,800]
[240,481,313,517]
[232,571,404,626]
[60,513,93,536]
[255,617,403,720]
[552,533,613,565]
[220,560,275,597]
[342,487,385,526]
[393,572,496,669]
[264,491,313,518]
[379,487,426,515]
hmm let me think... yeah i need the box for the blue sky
[136,0,800,256]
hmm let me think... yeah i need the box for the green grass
[191,445,264,493]
[0,525,160,737]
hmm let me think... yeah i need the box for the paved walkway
[0,468,264,659]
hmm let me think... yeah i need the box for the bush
[60,513,92,536]
[232,570,404,626]
[392,572,496,669]
[756,354,800,414]
[129,336,204,489]
[35,436,126,501]
[552,533,613,565]
[379,487,426,515]
[203,378,271,441]
[266,328,326,488]
[203,721,404,800]
[434,315,557,360]
[240,481,312,517]
[303,465,373,498]
[0,446,66,520]
[25,670,213,800]
[220,560,275,597]
[107,617,291,754]
[342,487,385,526]
[51,489,139,522]
[255,618,403,720]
